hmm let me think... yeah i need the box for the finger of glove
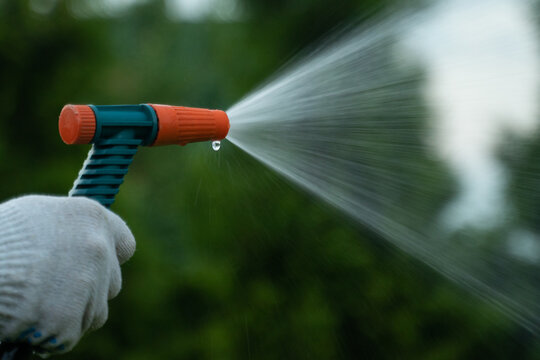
[104,211,136,264]
[39,334,74,354]
[34,332,70,354]
[33,317,80,354]
[8,324,62,354]
[87,297,109,332]
[108,258,122,300]
[80,267,113,333]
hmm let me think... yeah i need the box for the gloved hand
[0,195,135,354]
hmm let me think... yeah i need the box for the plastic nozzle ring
[150,104,230,146]
[59,105,96,144]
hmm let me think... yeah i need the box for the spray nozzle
[59,104,229,146]
[58,104,230,207]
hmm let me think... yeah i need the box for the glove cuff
[0,199,36,338]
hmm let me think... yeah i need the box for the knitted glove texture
[0,195,135,354]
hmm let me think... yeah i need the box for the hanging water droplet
[212,140,221,151]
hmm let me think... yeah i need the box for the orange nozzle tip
[59,105,96,144]
[150,104,230,146]
[212,109,230,140]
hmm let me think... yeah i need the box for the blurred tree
[0,0,110,197]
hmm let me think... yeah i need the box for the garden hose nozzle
[59,104,230,207]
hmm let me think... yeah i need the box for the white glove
[0,195,135,354]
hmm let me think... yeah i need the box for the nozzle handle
[61,104,158,207]
[69,142,140,207]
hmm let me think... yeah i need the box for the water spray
[58,104,230,207]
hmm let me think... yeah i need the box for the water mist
[227,0,540,331]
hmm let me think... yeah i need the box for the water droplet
[212,141,221,151]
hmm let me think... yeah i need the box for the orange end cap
[59,105,96,145]
[150,104,230,146]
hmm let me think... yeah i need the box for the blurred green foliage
[0,0,538,358]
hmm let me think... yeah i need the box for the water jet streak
[227,0,540,331]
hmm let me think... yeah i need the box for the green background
[0,0,539,358]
